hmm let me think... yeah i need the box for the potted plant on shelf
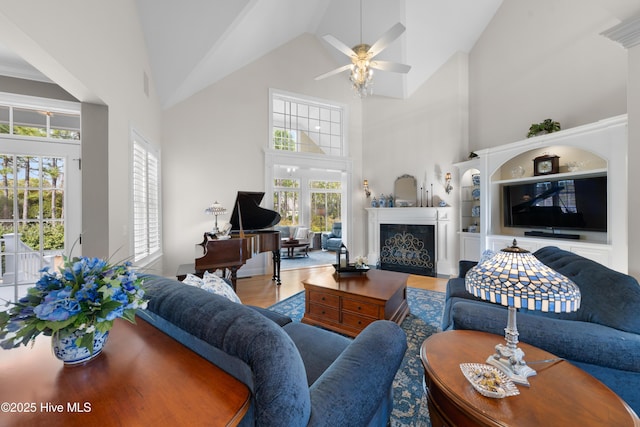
[0,256,147,365]
[527,119,561,138]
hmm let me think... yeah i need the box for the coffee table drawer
[342,312,376,330]
[308,290,339,307]
[308,303,340,322]
[342,298,379,318]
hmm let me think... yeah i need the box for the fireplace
[379,224,436,276]
[365,207,453,277]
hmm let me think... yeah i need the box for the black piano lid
[229,191,281,231]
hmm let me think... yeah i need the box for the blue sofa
[442,246,640,414]
[137,274,407,426]
[321,222,342,251]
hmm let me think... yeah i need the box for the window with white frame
[0,97,81,140]
[132,131,160,264]
[273,177,300,226]
[271,93,345,156]
[309,180,341,232]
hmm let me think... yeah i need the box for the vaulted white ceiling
[0,0,503,109]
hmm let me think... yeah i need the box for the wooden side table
[0,318,250,427]
[420,330,639,427]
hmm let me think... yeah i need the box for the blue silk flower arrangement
[0,256,147,353]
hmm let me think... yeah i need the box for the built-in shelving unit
[455,115,628,273]
[492,168,607,186]
[454,160,482,261]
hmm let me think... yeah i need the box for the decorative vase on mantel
[52,329,110,365]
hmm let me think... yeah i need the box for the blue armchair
[321,222,342,251]
[138,274,407,426]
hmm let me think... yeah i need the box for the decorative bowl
[460,363,520,398]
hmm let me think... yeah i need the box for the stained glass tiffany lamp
[465,240,581,385]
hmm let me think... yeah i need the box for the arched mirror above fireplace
[394,174,417,207]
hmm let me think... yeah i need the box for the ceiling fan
[315,13,411,97]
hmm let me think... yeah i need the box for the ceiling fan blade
[370,60,411,74]
[322,34,357,58]
[315,64,353,81]
[367,22,406,59]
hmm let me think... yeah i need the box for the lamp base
[486,343,536,386]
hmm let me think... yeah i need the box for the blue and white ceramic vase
[52,329,110,365]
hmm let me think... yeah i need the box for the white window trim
[130,128,162,266]
[268,88,349,156]
[267,89,352,245]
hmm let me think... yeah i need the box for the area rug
[268,287,445,427]
[280,249,336,270]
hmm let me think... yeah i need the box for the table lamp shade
[464,240,581,386]
[205,201,227,216]
[466,244,580,313]
[204,201,227,233]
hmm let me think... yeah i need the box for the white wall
[469,0,633,149]
[468,0,640,278]
[362,52,469,268]
[0,0,163,264]
[161,34,364,277]
[625,35,640,279]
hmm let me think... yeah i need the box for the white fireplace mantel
[365,207,454,276]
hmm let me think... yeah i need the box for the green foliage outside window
[273,129,296,151]
[0,222,64,251]
[311,186,341,232]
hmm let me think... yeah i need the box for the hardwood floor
[236,264,448,308]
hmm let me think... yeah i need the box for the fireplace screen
[379,224,435,276]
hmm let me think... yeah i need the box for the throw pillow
[182,273,204,288]
[294,227,309,240]
[202,271,242,303]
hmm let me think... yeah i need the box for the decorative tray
[460,363,520,398]
[332,264,370,274]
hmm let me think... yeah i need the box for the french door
[0,138,81,304]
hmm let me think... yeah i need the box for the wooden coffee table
[301,269,409,337]
[0,318,250,427]
[421,330,640,427]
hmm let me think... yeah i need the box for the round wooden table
[281,240,309,258]
[420,330,639,427]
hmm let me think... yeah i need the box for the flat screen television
[503,176,607,232]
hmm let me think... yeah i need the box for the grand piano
[191,191,282,291]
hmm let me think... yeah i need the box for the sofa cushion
[533,247,640,334]
[274,225,291,238]
[141,275,311,426]
[308,321,407,426]
[332,223,342,238]
[283,322,351,386]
